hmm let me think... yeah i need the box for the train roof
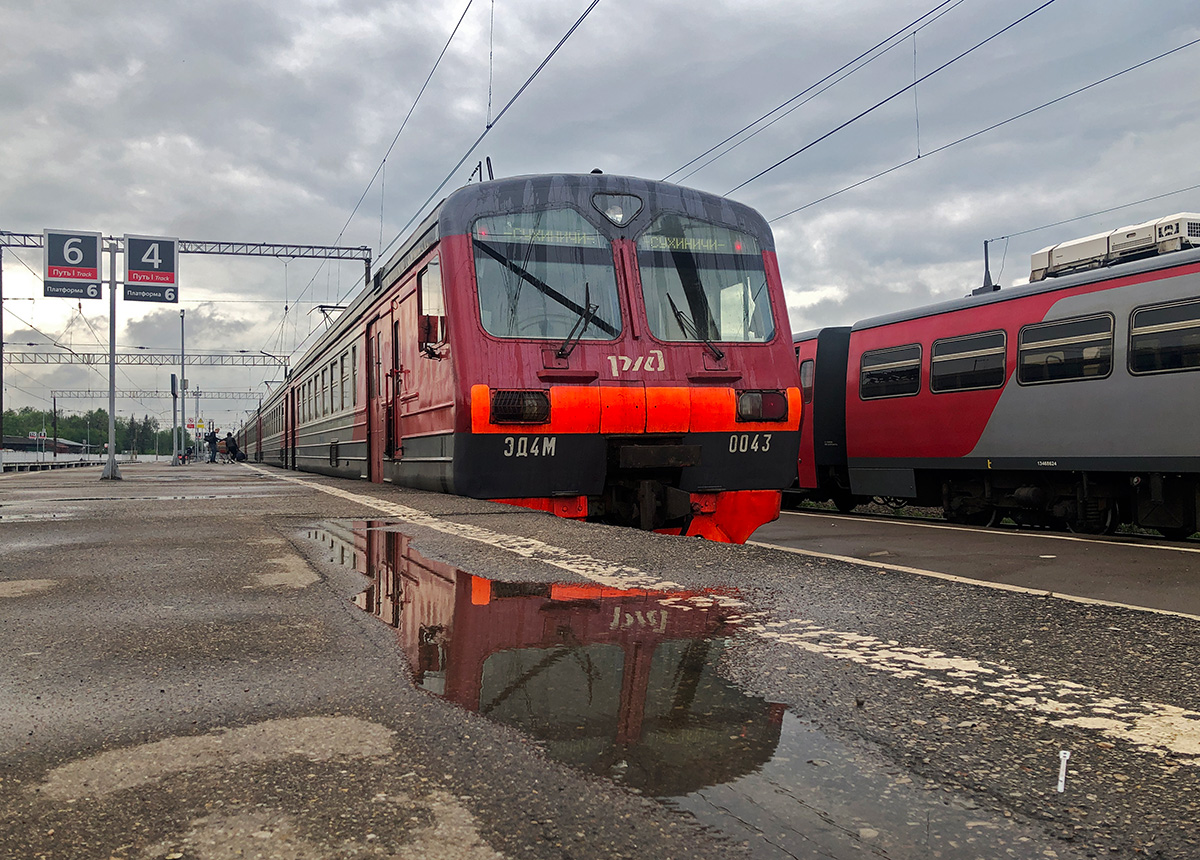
[849,244,1200,334]
[436,173,774,251]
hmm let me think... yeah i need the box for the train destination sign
[124,234,178,303]
[43,229,103,299]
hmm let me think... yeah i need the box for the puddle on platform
[306,521,1055,860]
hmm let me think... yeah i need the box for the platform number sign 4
[123,234,179,303]
[43,229,103,299]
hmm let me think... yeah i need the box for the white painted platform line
[747,617,1200,766]
[749,540,1200,624]
[251,467,684,593]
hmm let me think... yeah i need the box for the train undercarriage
[790,467,1198,539]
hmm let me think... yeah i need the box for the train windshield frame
[636,215,775,344]
[472,208,622,341]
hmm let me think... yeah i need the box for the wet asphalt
[1,462,1198,859]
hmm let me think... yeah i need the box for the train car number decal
[503,436,557,458]
[729,433,772,453]
[607,350,665,377]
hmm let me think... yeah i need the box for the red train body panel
[243,174,801,542]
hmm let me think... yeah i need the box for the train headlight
[491,390,551,424]
[737,390,788,422]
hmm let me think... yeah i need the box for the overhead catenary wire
[728,0,1059,195]
[992,181,1200,241]
[257,0,478,363]
[769,35,1200,223]
[664,0,967,184]
[375,0,603,267]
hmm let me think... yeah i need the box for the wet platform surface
[3,463,1199,859]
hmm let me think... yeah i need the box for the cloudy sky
[3,0,1198,427]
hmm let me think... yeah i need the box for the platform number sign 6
[43,229,103,299]
[123,234,179,303]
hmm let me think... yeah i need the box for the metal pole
[179,309,186,464]
[52,395,58,459]
[0,246,5,473]
[100,239,121,480]
[171,374,179,464]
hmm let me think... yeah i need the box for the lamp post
[178,309,186,464]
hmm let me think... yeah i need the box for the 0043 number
[729,433,771,453]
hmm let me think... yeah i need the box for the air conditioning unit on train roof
[1029,212,1200,281]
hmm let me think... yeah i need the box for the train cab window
[931,331,1006,392]
[472,208,621,340]
[799,359,815,404]
[636,216,775,343]
[1018,314,1113,384]
[859,344,921,399]
[419,258,446,348]
[1129,297,1200,375]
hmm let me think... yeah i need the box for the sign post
[44,230,103,299]
[100,238,121,480]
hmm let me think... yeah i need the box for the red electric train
[242,173,801,542]
[791,212,1200,537]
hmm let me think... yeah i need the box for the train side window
[1018,314,1113,384]
[373,333,382,397]
[860,344,921,399]
[931,330,1006,393]
[340,353,348,411]
[351,345,358,406]
[419,258,446,349]
[1129,297,1200,375]
[799,359,815,404]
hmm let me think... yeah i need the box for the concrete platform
[0,462,748,860]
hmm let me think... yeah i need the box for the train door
[395,288,420,450]
[288,386,297,470]
[367,314,395,482]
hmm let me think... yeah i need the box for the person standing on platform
[225,432,242,463]
[204,428,219,463]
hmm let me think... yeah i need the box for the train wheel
[1066,502,1119,535]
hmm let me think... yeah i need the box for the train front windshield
[637,215,775,344]
[473,209,622,340]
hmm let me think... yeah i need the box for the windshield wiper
[473,239,619,337]
[556,282,596,359]
[668,294,725,361]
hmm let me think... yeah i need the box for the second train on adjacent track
[791,212,1200,538]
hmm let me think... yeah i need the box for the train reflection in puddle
[311,520,784,796]
[307,521,1063,859]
